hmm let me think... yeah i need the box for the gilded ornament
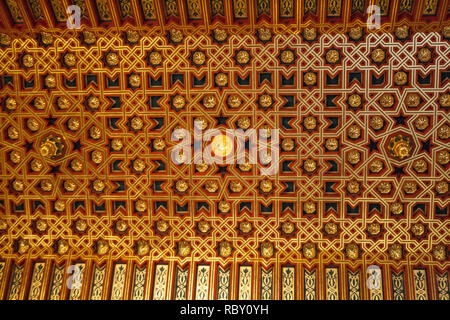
[326,49,339,64]
[130,117,144,130]
[0,219,7,231]
[89,126,101,140]
[172,95,186,110]
[239,162,252,172]
[389,244,403,260]
[153,139,166,151]
[5,97,17,111]
[260,179,273,193]
[379,93,394,108]
[438,124,450,139]
[411,223,425,237]
[41,32,53,45]
[8,127,19,139]
[197,221,211,233]
[258,28,272,41]
[347,124,361,139]
[176,180,189,193]
[403,182,418,194]
[26,118,39,131]
[211,135,233,157]
[303,159,317,172]
[10,151,21,164]
[17,239,30,254]
[22,54,34,68]
[387,135,412,159]
[418,47,432,62]
[259,125,272,138]
[172,126,187,139]
[91,150,103,164]
[413,159,428,173]
[236,50,250,64]
[63,180,76,192]
[237,117,251,130]
[156,220,169,233]
[406,93,421,107]
[213,29,227,42]
[136,240,150,256]
[133,159,145,172]
[280,50,294,64]
[348,94,362,108]
[57,239,69,255]
[347,150,361,165]
[435,181,448,194]
[239,221,252,233]
[129,74,141,87]
[215,72,228,86]
[349,27,363,40]
[227,94,241,108]
[346,244,359,259]
[34,97,46,110]
[303,72,317,85]
[414,116,429,130]
[135,200,147,212]
[116,220,128,232]
[177,241,191,257]
[369,116,384,130]
[75,220,87,232]
[229,181,243,193]
[92,179,105,192]
[303,243,316,259]
[96,240,109,255]
[394,71,408,85]
[282,138,295,151]
[194,117,208,130]
[36,219,47,232]
[63,53,76,67]
[303,200,316,214]
[40,179,53,192]
[377,182,392,194]
[395,26,409,39]
[83,31,96,44]
[147,52,162,68]
[259,94,272,108]
[192,51,206,65]
[44,75,56,88]
[324,222,338,235]
[371,48,385,63]
[30,159,44,172]
[205,180,219,193]
[303,28,317,41]
[303,116,317,130]
[432,245,446,261]
[218,201,231,213]
[391,202,403,215]
[325,138,338,151]
[367,222,381,236]
[0,33,11,46]
[437,150,449,165]
[170,29,183,43]
[110,138,123,151]
[54,200,65,212]
[87,96,100,109]
[195,161,208,172]
[439,94,450,107]
[57,96,70,109]
[260,241,274,258]
[219,241,232,258]
[347,181,360,194]
[203,94,217,108]
[444,26,450,38]
[106,52,119,66]
[126,30,139,43]
[281,221,295,234]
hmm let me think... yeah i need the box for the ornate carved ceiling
[0,0,449,301]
